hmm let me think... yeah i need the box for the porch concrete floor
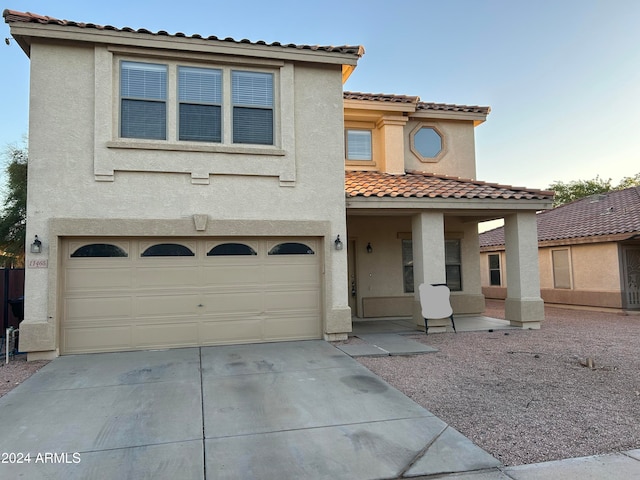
[351,315,518,335]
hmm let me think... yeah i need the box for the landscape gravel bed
[355,300,640,466]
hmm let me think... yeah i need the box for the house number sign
[27,259,48,269]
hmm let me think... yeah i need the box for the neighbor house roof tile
[479,186,640,246]
[345,171,554,200]
[3,9,364,56]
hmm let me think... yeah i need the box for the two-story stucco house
[4,10,554,360]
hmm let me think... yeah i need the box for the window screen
[232,71,273,145]
[178,67,222,142]
[120,61,167,140]
[346,130,372,160]
[552,249,571,288]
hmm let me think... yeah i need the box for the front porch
[351,313,518,335]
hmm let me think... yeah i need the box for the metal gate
[622,246,640,309]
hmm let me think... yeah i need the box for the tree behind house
[0,145,27,267]
[548,173,640,207]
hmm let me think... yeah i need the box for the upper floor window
[120,61,167,140]
[414,127,442,158]
[232,71,274,145]
[345,129,372,161]
[119,61,274,146]
[178,66,222,142]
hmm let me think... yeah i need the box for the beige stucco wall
[482,243,624,309]
[23,41,351,355]
[404,120,477,179]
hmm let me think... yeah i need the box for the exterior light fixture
[366,242,372,254]
[334,235,344,251]
[31,235,42,254]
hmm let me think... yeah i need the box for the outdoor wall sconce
[334,235,344,251]
[30,235,42,254]
[366,242,373,253]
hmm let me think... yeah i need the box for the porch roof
[345,170,553,201]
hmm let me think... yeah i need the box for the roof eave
[7,22,362,66]
[345,196,553,211]
[411,109,488,125]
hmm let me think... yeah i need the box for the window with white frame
[345,129,372,161]
[119,60,275,146]
[488,253,501,286]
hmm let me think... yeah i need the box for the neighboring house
[4,10,554,360]
[480,187,640,311]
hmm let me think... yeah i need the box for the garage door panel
[134,294,200,317]
[133,323,199,348]
[264,264,318,284]
[201,292,263,315]
[264,289,320,312]
[63,326,133,354]
[264,315,321,340]
[200,318,264,344]
[65,268,132,291]
[202,264,263,286]
[65,296,132,321]
[135,267,201,288]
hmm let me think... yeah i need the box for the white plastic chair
[418,283,456,335]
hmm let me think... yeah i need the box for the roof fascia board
[9,23,360,66]
[343,98,416,114]
[345,196,553,211]
[411,110,487,124]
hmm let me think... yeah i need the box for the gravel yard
[356,300,640,466]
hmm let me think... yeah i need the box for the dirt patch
[355,301,640,466]
[0,354,49,398]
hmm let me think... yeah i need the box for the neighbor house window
[445,239,462,291]
[402,239,414,293]
[232,71,274,145]
[488,254,501,286]
[120,61,167,140]
[552,249,572,289]
[346,130,372,161]
[178,67,222,142]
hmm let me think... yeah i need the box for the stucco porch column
[411,212,448,332]
[504,212,544,328]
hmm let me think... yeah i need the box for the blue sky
[1,0,639,190]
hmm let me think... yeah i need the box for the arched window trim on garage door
[141,243,195,257]
[207,243,257,256]
[268,242,315,255]
[71,243,128,258]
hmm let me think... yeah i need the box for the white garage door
[61,237,322,354]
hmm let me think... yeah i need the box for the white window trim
[551,248,573,289]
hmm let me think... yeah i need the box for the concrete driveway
[0,340,499,479]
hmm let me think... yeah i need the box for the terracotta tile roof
[345,170,554,200]
[480,187,640,246]
[2,9,364,56]
[343,92,420,104]
[343,92,490,115]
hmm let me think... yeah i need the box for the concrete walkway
[0,340,638,479]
